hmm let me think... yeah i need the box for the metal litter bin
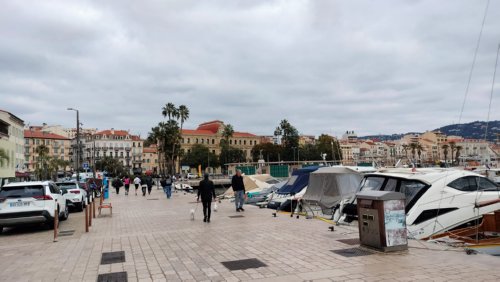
[356,191,407,252]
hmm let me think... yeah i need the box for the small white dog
[190,208,195,220]
[213,203,218,212]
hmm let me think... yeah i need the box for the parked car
[0,181,69,233]
[55,181,87,212]
[187,173,197,179]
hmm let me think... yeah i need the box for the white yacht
[342,168,500,240]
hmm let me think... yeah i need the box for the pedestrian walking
[145,174,154,195]
[133,175,141,196]
[165,175,173,199]
[197,173,216,223]
[232,169,246,212]
[112,177,122,194]
[123,175,131,196]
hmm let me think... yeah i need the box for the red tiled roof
[95,129,129,136]
[24,130,69,140]
[131,135,142,141]
[143,147,157,153]
[182,129,215,136]
[181,129,257,137]
[196,120,223,133]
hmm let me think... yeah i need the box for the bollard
[88,198,92,227]
[92,198,96,219]
[53,206,59,242]
[85,199,89,233]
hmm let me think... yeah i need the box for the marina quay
[2,1,500,281]
[1,186,499,282]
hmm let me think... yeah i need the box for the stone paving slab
[0,185,499,281]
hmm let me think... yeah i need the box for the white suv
[0,181,69,233]
[56,181,87,212]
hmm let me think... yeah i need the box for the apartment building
[181,120,260,161]
[0,110,25,185]
[24,130,71,173]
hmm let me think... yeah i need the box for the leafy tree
[298,143,319,161]
[251,143,282,162]
[0,148,9,167]
[95,156,125,177]
[220,146,246,165]
[275,119,299,161]
[409,142,418,161]
[316,134,342,162]
[183,144,219,171]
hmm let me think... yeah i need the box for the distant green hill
[359,120,500,142]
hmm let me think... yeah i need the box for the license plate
[9,202,30,207]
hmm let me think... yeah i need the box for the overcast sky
[1,0,499,138]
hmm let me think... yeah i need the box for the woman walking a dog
[197,173,216,223]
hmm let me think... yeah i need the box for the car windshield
[0,185,44,198]
[56,183,77,189]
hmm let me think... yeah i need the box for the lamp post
[67,108,80,182]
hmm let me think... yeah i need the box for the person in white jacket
[133,176,141,196]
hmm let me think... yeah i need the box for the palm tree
[177,105,189,173]
[0,148,9,167]
[455,145,463,166]
[449,141,456,165]
[409,143,418,161]
[416,143,424,162]
[221,124,234,146]
[401,144,409,160]
[35,145,50,180]
[162,103,177,120]
[442,144,449,165]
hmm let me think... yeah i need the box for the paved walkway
[1,185,500,282]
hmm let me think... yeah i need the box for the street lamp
[67,108,80,182]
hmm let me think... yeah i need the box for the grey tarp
[302,167,363,209]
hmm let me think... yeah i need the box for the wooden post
[92,198,96,219]
[53,206,59,242]
[88,197,92,227]
[85,199,89,232]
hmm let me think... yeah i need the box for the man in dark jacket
[231,169,245,212]
[145,175,154,195]
[112,177,122,195]
[197,173,216,222]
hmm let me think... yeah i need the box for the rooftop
[24,130,70,140]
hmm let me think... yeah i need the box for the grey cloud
[0,0,499,138]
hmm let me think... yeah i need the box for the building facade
[181,121,260,161]
[24,130,71,174]
[82,129,143,174]
[142,145,158,174]
[0,110,25,185]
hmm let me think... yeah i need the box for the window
[196,138,198,144]
[212,139,215,145]
[477,177,499,191]
[187,138,190,144]
[384,178,398,192]
[0,185,44,198]
[400,180,427,206]
[360,177,385,191]
[201,139,204,144]
[448,177,478,192]
[229,140,232,145]
[244,140,246,145]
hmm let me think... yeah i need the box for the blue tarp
[277,166,319,195]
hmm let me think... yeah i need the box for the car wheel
[60,205,69,221]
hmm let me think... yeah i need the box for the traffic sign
[82,162,89,170]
